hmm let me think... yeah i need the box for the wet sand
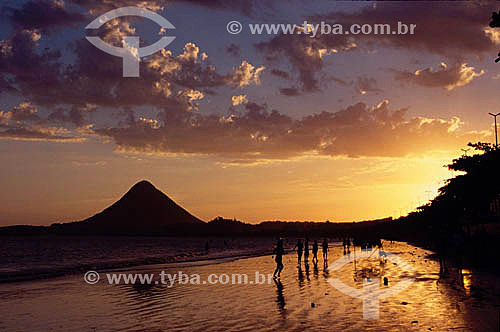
[0,241,498,331]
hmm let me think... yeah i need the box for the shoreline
[0,243,278,285]
[0,236,286,284]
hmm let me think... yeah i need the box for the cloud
[48,104,98,127]
[0,102,88,142]
[0,126,84,142]
[62,0,168,15]
[393,62,485,91]
[270,69,291,80]
[94,100,487,161]
[9,102,40,122]
[0,23,264,111]
[0,111,11,127]
[0,0,492,156]
[228,61,265,88]
[354,76,382,95]
[255,2,496,93]
[167,0,277,18]
[280,87,300,97]
[58,0,272,18]
[71,160,107,167]
[4,0,86,33]
[255,27,353,92]
[310,2,498,57]
[232,95,248,106]
[0,29,62,103]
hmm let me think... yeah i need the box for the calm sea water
[0,241,498,331]
[0,236,275,282]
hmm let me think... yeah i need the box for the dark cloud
[354,76,382,95]
[0,75,17,94]
[4,0,86,32]
[48,104,97,127]
[66,0,168,15]
[271,69,291,79]
[393,62,484,91]
[0,102,93,143]
[10,102,40,122]
[66,0,270,17]
[256,29,353,92]
[94,100,485,160]
[280,87,300,96]
[310,2,497,57]
[168,0,278,18]
[255,2,496,94]
[0,17,263,110]
[0,30,63,105]
[0,0,490,157]
[0,127,83,142]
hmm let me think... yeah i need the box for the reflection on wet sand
[274,278,286,312]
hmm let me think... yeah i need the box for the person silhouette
[304,237,309,262]
[272,238,285,279]
[293,239,304,265]
[435,229,448,275]
[322,238,328,261]
[312,240,319,264]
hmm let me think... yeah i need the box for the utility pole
[488,112,500,148]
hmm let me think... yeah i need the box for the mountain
[72,180,204,233]
[0,180,399,237]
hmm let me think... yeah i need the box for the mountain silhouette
[78,180,204,233]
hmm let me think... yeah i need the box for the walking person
[322,238,328,261]
[293,239,304,265]
[312,240,319,264]
[304,237,310,262]
[272,238,285,279]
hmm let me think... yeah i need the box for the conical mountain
[81,180,204,232]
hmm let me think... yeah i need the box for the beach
[0,240,498,331]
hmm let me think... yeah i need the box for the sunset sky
[1,1,499,226]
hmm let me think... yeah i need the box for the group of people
[272,237,329,279]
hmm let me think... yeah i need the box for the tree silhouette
[490,11,500,62]
[416,142,500,227]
